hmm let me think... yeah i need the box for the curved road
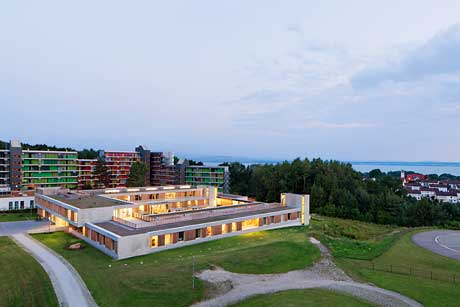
[11,233,97,307]
[412,230,460,260]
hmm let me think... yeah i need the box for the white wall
[0,196,35,211]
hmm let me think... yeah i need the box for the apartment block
[21,150,78,190]
[36,186,310,259]
[77,159,98,189]
[136,146,179,186]
[98,151,139,188]
[185,165,230,193]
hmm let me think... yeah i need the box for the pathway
[11,233,98,307]
[193,238,423,307]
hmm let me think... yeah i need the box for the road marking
[434,235,460,254]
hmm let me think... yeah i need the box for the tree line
[223,159,460,228]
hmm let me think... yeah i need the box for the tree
[93,159,110,188]
[127,161,148,187]
[78,148,99,159]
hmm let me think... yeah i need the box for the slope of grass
[231,289,374,307]
[0,237,58,307]
[336,230,460,307]
[0,209,37,222]
[309,215,404,259]
[33,226,320,307]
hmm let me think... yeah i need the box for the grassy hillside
[33,227,320,307]
[0,237,58,307]
[309,216,460,307]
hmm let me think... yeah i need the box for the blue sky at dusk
[2,1,460,161]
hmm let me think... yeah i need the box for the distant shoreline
[201,160,460,176]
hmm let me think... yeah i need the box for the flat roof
[95,206,295,236]
[49,194,124,209]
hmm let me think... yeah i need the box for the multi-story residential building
[98,150,139,188]
[151,152,178,186]
[0,148,10,192]
[185,165,230,193]
[36,186,310,259]
[136,146,179,186]
[21,149,78,190]
[77,159,98,189]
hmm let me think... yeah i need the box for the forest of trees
[224,159,460,228]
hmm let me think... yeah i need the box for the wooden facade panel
[273,215,281,223]
[290,212,297,220]
[201,228,207,238]
[211,225,222,236]
[158,234,165,246]
[225,223,232,233]
[172,232,179,244]
[185,230,196,241]
[236,222,242,231]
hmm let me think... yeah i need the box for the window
[150,236,158,248]
[14,201,19,210]
[262,217,267,225]
[8,202,13,210]
[20,201,24,209]
[271,216,275,223]
[287,213,291,220]
[30,200,35,209]
[178,231,184,241]
[195,229,201,238]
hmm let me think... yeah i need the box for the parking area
[0,220,50,236]
[412,230,460,260]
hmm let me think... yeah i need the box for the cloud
[352,23,460,87]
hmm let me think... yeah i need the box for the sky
[1,1,460,161]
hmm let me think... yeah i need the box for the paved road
[11,233,98,307]
[412,230,460,260]
[0,220,49,236]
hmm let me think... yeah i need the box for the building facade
[21,150,78,190]
[0,192,35,211]
[36,186,309,259]
[77,159,98,189]
[185,165,230,193]
[98,151,140,188]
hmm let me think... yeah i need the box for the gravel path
[12,233,98,307]
[193,238,423,307]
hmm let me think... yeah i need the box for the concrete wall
[116,219,302,259]
[114,207,300,259]
[281,193,310,225]
[0,196,35,211]
[78,207,114,226]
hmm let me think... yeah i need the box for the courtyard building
[36,186,310,259]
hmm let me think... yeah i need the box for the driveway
[0,220,49,236]
[412,230,460,260]
[11,233,98,307]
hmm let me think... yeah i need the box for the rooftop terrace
[49,194,124,209]
[95,206,295,236]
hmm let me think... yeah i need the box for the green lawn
[231,289,374,307]
[0,237,58,307]
[333,229,460,307]
[33,226,320,307]
[0,209,37,222]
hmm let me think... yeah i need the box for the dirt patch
[203,280,234,299]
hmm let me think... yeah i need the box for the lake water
[203,161,460,176]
